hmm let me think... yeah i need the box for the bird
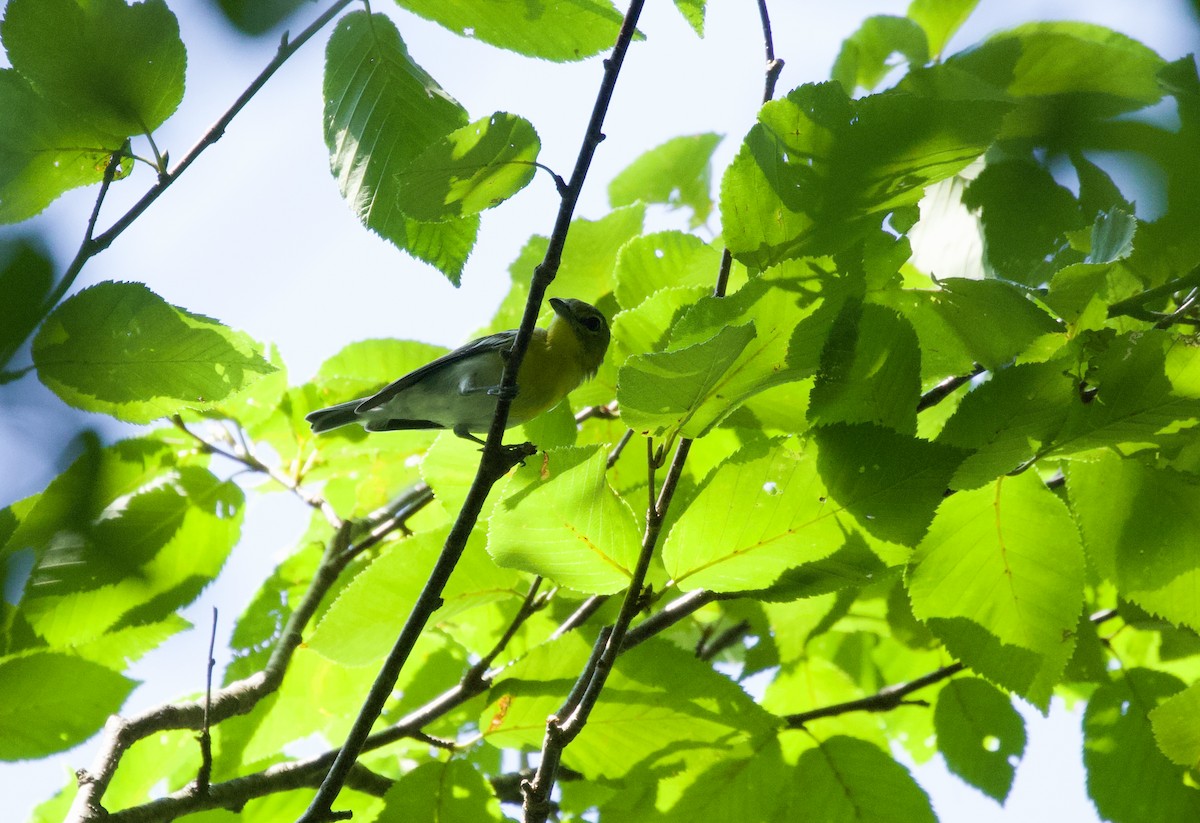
[305,297,610,444]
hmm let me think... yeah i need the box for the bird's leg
[452,425,487,446]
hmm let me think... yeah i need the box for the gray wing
[355,330,517,412]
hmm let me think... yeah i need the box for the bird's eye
[581,315,603,332]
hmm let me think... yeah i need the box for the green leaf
[645,738,792,821]
[488,446,642,594]
[934,677,1026,801]
[618,275,822,441]
[663,440,846,591]
[1053,331,1200,458]
[832,16,929,94]
[921,278,1061,369]
[908,472,1084,704]
[323,11,474,283]
[308,526,521,665]
[33,282,275,423]
[395,0,624,62]
[21,466,243,646]
[794,736,936,823]
[814,423,965,546]
[947,22,1165,119]
[907,0,981,56]
[721,82,1007,266]
[213,0,308,36]
[1085,669,1200,823]
[671,0,707,37]
[937,361,1077,489]
[612,284,710,360]
[0,69,126,223]
[483,636,777,778]
[613,230,722,311]
[1150,680,1200,770]
[1,0,186,135]
[1068,454,1200,632]
[394,112,540,221]
[618,323,756,441]
[808,301,922,434]
[0,651,135,759]
[375,760,504,822]
[962,159,1085,285]
[1088,207,1137,264]
[608,133,723,228]
[0,239,52,369]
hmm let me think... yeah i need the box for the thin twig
[549,595,610,640]
[697,619,750,661]
[1108,264,1200,322]
[301,5,648,816]
[785,662,964,727]
[195,607,219,797]
[916,364,986,412]
[172,416,342,527]
[607,428,634,469]
[755,0,784,104]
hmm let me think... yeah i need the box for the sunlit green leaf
[395,112,540,221]
[1068,454,1200,632]
[0,70,126,224]
[937,361,1077,489]
[308,526,521,665]
[908,472,1084,704]
[395,0,624,62]
[488,446,642,594]
[33,282,275,423]
[908,0,981,56]
[721,82,1007,266]
[483,636,777,778]
[832,16,929,94]
[663,440,845,591]
[613,230,721,310]
[609,134,722,228]
[323,11,475,282]
[375,760,504,822]
[793,736,937,822]
[619,275,823,441]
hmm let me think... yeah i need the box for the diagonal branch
[299,3,650,819]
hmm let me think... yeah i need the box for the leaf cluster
[3,1,1200,822]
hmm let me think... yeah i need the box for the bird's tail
[306,400,361,433]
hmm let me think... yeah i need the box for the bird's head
[549,297,610,377]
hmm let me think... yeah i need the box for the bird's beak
[549,297,570,319]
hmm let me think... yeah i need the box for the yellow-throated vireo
[306,297,610,443]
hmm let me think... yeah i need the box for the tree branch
[522,439,692,822]
[1107,264,1200,322]
[299,2,649,818]
[784,662,966,727]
